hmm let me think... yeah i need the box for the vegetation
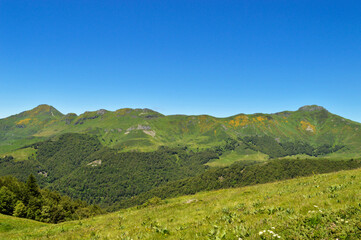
[1,132,359,211]
[241,135,344,158]
[1,167,361,239]
[48,146,217,207]
[0,174,102,223]
[115,158,361,209]
[0,133,219,208]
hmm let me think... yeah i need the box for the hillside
[1,104,361,163]
[1,167,361,239]
[0,134,218,208]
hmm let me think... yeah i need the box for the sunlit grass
[207,150,268,167]
[2,167,361,239]
[1,147,37,161]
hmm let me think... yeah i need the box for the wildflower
[271,227,275,229]
[314,205,318,208]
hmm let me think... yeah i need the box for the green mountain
[1,104,361,161]
[1,104,361,210]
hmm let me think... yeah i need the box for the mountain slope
[0,134,218,208]
[0,105,64,153]
[2,167,361,239]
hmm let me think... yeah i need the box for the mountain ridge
[1,104,361,160]
[2,104,335,119]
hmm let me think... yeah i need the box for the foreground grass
[2,168,361,239]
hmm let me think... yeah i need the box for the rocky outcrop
[97,109,107,115]
[298,105,327,112]
[124,125,156,137]
[87,160,102,167]
[127,125,151,131]
[74,115,99,125]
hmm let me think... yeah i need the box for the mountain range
[1,104,361,162]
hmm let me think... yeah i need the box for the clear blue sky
[1,1,360,121]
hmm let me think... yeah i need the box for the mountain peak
[298,105,327,112]
[21,104,63,117]
[32,104,54,111]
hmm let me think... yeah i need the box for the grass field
[207,148,269,167]
[1,167,361,239]
[0,147,37,161]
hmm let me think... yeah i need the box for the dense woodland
[48,146,218,207]
[240,135,344,158]
[115,158,361,209]
[0,133,219,208]
[0,174,102,223]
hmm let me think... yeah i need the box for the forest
[0,174,102,223]
[240,135,344,158]
[0,133,219,208]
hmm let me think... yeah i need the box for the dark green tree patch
[0,175,102,223]
[240,136,344,158]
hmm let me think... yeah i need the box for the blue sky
[1,1,360,121]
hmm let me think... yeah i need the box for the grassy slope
[2,167,361,239]
[2,104,361,163]
[207,146,269,167]
[0,105,63,154]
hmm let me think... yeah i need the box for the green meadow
[1,167,361,239]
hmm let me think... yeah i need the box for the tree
[26,174,40,197]
[13,201,27,218]
[0,186,16,214]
